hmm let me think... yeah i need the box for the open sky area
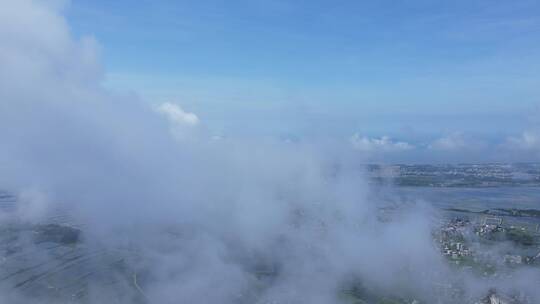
[61,0,540,161]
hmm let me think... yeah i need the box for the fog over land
[0,1,539,303]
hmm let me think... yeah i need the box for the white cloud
[350,134,414,152]
[156,102,199,126]
[506,131,540,150]
[428,133,467,151]
[0,0,103,111]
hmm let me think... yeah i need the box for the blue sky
[65,0,540,142]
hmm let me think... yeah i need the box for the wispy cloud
[156,102,199,126]
[350,134,414,152]
[506,130,540,151]
[428,133,467,151]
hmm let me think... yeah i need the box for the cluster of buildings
[475,217,504,237]
[438,216,540,268]
[437,218,473,261]
[503,254,524,265]
[504,251,540,266]
[442,241,471,260]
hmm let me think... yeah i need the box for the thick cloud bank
[0,1,538,303]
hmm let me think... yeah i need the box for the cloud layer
[156,102,200,126]
[350,134,414,153]
[0,1,539,303]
